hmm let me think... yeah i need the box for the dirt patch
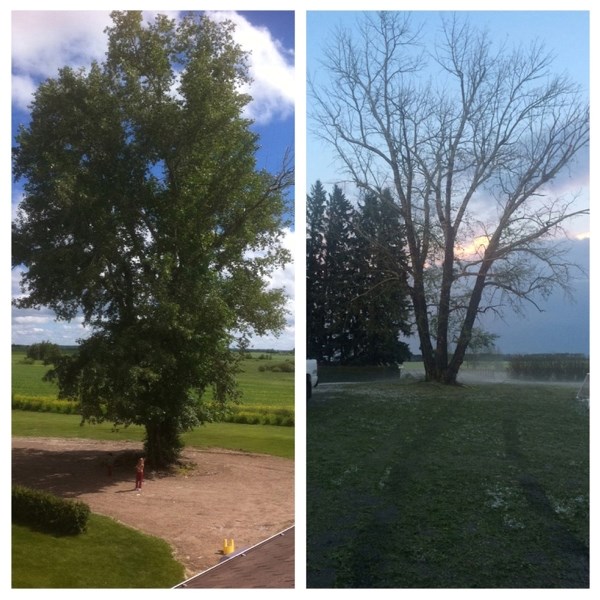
[12,437,294,580]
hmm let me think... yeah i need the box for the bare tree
[309,12,589,384]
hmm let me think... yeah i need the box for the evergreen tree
[350,189,411,364]
[323,185,356,363]
[306,181,328,361]
[307,182,412,365]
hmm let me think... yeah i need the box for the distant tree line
[508,354,588,381]
[307,180,412,366]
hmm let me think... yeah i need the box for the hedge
[12,485,90,535]
[12,395,80,415]
[11,396,293,426]
[225,406,294,426]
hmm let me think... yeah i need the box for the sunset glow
[455,235,490,259]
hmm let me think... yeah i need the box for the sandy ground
[11,437,294,580]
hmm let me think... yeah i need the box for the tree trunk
[446,255,495,384]
[144,420,183,468]
[411,290,441,383]
[435,231,457,379]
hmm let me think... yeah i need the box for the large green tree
[306,183,357,363]
[12,11,293,466]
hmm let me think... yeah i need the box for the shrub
[258,360,295,373]
[12,485,90,535]
[26,341,62,365]
[12,395,80,415]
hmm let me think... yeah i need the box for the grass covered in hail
[307,380,588,588]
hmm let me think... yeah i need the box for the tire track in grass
[307,383,419,588]
[309,383,588,588]
[333,396,458,588]
[501,416,589,587]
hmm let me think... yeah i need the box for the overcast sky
[10,9,296,351]
[306,9,590,355]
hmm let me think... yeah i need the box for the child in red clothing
[135,457,145,491]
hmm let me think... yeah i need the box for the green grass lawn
[12,514,185,588]
[12,410,294,459]
[307,380,588,588]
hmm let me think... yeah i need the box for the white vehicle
[306,359,318,399]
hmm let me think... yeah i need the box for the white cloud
[13,315,52,325]
[12,266,27,299]
[12,10,294,125]
[206,11,295,124]
[11,309,86,346]
[268,227,296,296]
[262,228,296,351]
[11,11,112,110]
[11,74,38,113]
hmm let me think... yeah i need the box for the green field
[11,351,60,397]
[11,349,294,409]
[11,346,294,457]
[12,350,295,434]
[307,379,588,588]
[12,410,294,459]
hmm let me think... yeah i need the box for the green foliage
[12,11,292,467]
[12,485,90,535]
[228,405,294,426]
[12,514,185,588]
[508,354,589,381]
[11,394,294,425]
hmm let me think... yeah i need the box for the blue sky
[307,10,590,211]
[6,4,595,356]
[10,10,296,351]
[307,9,590,355]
